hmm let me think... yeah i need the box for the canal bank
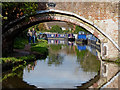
[2,38,119,89]
[1,40,48,71]
[2,40,49,89]
[2,39,102,89]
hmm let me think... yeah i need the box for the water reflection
[23,39,101,88]
[27,61,37,72]
[48,39,65,45]
[2,39,119,88]
[89,60,119,88]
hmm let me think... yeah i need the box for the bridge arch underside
[3,12,119,60]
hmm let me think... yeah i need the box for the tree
[74,25,88,34]
[38,23,47,32]
[63,29,70,34]
[50,25,63,33]
[2,2,38,25]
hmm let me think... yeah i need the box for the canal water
[2,39,101,89]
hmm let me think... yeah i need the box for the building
[44,21,72,31]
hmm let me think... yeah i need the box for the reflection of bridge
[91,60,119,88]
[77,60,119,89]
[2,1,120,60]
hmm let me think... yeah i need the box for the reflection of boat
[77,45,86,51]
[68,37,75,41]
[68,41,74,46]
[65,34,75,41]
[48,39,65,44]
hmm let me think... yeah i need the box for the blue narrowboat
[77,31,87,44]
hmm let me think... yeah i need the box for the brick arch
[2,9,120,52]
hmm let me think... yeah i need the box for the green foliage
[0,59,2,64]
[75,46,87,60]
[48,53,63,66]
[115,58,120,63]
[2,73,17,81]
[2,2,38,25]
[26,23,47,35]
[13,28,29,49]
[46,44,63,66]
[14,36,28,49]
[31,41,48,54]
[18,55,35,61]
[1,55,35,64]
[75,46,100,72]
[50,25,63,33]
[37,39,48,43]
[2,64,24,81]
[49,44,62,51]
[2,55,36,81]
[37,23,47,32]
[23,2,38,15]
[2,2,38,16]
[63,29,70,34]
[115,58,120,66]
[1,57,22,63]
[74,25,88,34]
[12,65,23,72]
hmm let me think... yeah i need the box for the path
[13,44,31,57]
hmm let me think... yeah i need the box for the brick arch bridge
[2,2,120,60]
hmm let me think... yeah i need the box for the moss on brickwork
[115,58,120,66]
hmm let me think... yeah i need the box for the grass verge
[1,55,36,72]
[31,40,48,55]
[14,37,28,49]
[1,55,35,64]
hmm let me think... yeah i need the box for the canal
[2,39,102,89]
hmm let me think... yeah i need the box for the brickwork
[52,2,119,60]
[2,2,120,60]
[89,61,119,88]
[52,2,119,45]
[104,75,119,88]
[100,62,119,88]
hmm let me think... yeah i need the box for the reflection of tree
[2,65,24,81]
[47,44,63,66]
[2,73,36,88]
[2,60,38,88]
[75,46,100,72]
[64,45,75,55]
[48,53,63,66]
[49,44,62,52]
[75,46,87,61]
[27,61,37,72]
